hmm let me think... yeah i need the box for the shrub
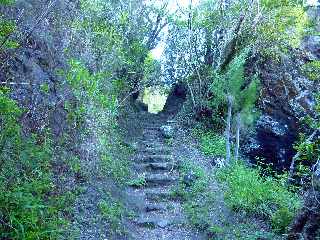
[216,161,301,233]
[208,49,260,131]
[0,1,19,50]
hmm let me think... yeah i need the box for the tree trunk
[219,14,245,71]
[234,112,241,161]
[226,95,233,164]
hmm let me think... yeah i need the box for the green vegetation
[172,161,214,231]
[40,83,49,93]
[164,137,173,146]
[127,175,146,188]
[193,123,301,236]
[65,58,132,185]
[98,198,126,234]
[174,160,284,239]
[0,0,15,4]
[259,1,309,51]
[0,0,19,50]
[216,161,301,233]
[0,89,73,239]
[200,132,226,157]
[0,0,317,238]
[100,152,131,184]
[302,60,320,81]
[209,49,260,130]
[292,94,320,186]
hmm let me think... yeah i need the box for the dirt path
[125,115,205,240]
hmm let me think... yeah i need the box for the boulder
[160,125,175,138]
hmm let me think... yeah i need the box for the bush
[0,1,19,50]
[216,161,301,233]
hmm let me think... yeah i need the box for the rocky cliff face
[244,6,320,169]
[0,0,76,137]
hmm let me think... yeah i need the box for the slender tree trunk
[226,95,233,164]
[234,112,241,161]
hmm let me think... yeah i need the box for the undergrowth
[302,60,320,81]
[64,54,133,235]
[126,175,146,188]
[98,195,126,234]
[216,161,302,233]
[200,132,226,157]
[173,160,282,239]
[0,88,73,239]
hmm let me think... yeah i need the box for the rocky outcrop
[244,31,320,169]
[0,0,76,137]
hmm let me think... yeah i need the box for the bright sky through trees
[151,0,200,59]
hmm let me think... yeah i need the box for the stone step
[144,203,167,212]
[145,174,177,187]
[143,128,160,134]
[142,146,171,154]
[144,188,175,201]
[144,126,161,130]
[142,135,160,141]
[139,141,166,148]
[135,215,172,228]
[134,162,176,172]
[139,154,173,163]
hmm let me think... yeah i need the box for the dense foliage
[166,0,318,237]
[164,0,310,125]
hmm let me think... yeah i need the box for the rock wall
[244,6,320,169]
[0,0,77,137]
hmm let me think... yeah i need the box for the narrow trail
[126,114,204,240]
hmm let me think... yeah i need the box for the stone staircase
[133,123,179,226]
[127,118,204,240]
